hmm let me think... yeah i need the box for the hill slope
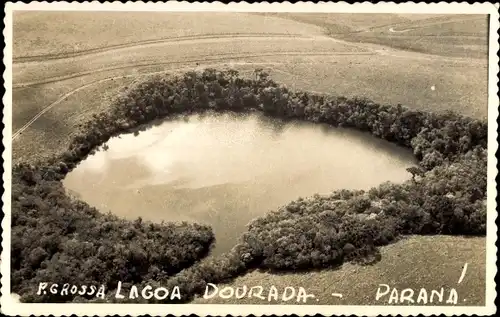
[194,235,486,305]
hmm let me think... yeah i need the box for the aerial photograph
[2,4,496,315]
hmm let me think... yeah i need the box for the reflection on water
[63,112,417,255]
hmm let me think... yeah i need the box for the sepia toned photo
[1,2,498,316]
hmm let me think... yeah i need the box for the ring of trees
[11,68,487,303]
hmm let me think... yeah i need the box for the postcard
[1,1,498,316]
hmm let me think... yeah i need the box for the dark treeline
[11,69,488,302]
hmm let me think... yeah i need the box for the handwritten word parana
[203,283,316,303]
[375,284,459,305]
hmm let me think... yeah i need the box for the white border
[2,2,499,316]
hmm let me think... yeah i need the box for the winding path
[13,33,306,64]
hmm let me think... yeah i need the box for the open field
[262,13,488,58]
[13,11,324,59]
[256,13,431,34]
[10,12,489,306]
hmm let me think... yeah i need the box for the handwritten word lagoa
[1,1,497,316]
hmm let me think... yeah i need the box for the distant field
[13,11,324,59]
[342,15,489,59]
[264,13,489,58]
[256,13,421,33]
[11,12,489,306]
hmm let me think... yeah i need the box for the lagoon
[63,112,417,255]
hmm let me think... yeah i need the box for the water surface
[64,113,417,254]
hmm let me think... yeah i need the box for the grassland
[10,12,489,305]
[13,11,324,59]
[262,13,488,58]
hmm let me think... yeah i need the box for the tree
[406,166,425,182]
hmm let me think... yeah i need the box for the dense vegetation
[10,69,488,303]
[11,168,214,303]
